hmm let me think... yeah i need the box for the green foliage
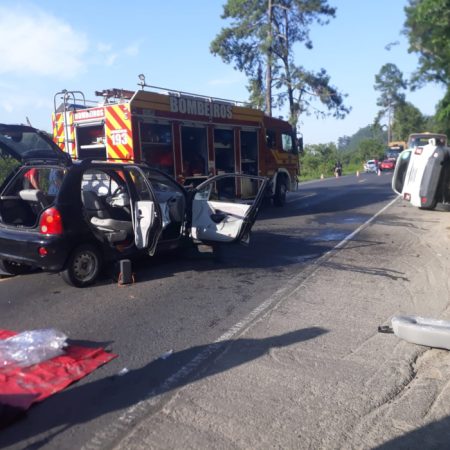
[404,0,450,87]
[300,142,339,179]
[300,126,388,180]
[337,124,386,153]
[435,88,450,137]
[374,63,407,108]
[373,63,407,133]
[211,0,350,130]
[391,101,427,141]
[354,139,385,162]
[0,158,20,185]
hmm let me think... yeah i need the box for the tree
[300,142,338,177]
[404,0,450,88]
[404,0,450,137]
[435,91,450,137]
[356,139,385,162]
[373,63,407,142]
[391,102,426,141]
[210,0,350,130]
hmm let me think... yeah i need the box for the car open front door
[126,166,163,255]
[191,174,268,244]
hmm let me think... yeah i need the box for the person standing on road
[334,161,342,177]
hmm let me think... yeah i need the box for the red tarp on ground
[0,329,117,427]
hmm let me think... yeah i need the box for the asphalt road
[0,171,396,449]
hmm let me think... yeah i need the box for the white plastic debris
[160,349,173,360]
[391,315,450,350]
[117,367,129,376]
[0,328,68,368]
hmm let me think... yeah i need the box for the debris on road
[391,315,450,350]
[0,329,117,428]
[0,328,67,368]
[160,349,173,360]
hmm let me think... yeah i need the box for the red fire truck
[52,84,300,206]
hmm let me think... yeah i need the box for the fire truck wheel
[0,259,33,276]
[273,179,287,207]
[61,244,102,288]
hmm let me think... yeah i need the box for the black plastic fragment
[378,325,394,334]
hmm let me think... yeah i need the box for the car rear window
[3,167,67,197]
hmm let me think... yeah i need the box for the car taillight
[39,207,63,235]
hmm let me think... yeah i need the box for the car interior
[0,166,63,227]
[81,169,134,245]
[80,167,187,246]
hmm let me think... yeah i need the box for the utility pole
[265,0,273,116]
[387,102,392,144]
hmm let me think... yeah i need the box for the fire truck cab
[53,85,300,206]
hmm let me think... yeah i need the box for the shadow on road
[375,414,450,449]
[0,327,328,449]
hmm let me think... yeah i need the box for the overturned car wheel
[0,259,33,276]
[61,244,102,288]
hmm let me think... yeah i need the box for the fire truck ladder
[53,90,87,152]
[137,75,247,107]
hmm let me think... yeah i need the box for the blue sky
[0,0,445,144]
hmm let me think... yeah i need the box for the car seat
[81,190,133,243]
[19,189,50,210]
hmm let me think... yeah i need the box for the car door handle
[210,212,227,223]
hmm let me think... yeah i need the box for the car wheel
[273,179,287,207]
[0,259,33,276]
[60,244,102,287]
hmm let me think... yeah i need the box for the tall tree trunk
[265,0,273,116]
[282,7,296,130]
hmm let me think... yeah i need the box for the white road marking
[286,192,316,203]
[83,196,400,450]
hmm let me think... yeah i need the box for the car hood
[0,124,71,164]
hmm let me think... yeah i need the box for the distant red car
[380,159,396,170]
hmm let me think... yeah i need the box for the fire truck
[52,83,300,206]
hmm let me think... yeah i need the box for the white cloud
[95,41,140,67]
[105,54,118,66]
[124,43,140,57]
[1,101,14,113]
[0,6,88,78]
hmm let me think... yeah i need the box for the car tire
[0,259,33,276]
[273,179,287,207]
[60,244,102,288]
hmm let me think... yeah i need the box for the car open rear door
[190,174,268,244]
[126,166,163,255]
